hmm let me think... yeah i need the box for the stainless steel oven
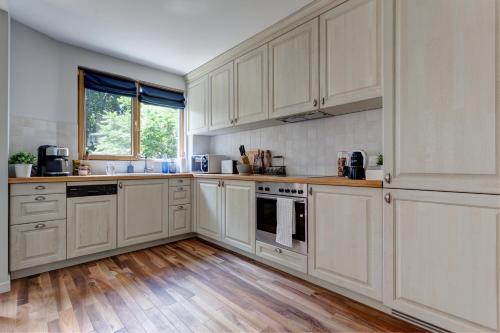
[256,182,307,255]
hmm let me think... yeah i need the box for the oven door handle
[256,193,306,203]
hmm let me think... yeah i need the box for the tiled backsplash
[208,109,383,176]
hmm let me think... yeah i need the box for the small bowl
[236,164,252,175]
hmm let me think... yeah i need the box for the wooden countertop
[8,173,382,188]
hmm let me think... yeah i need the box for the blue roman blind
[139,84,185,109]
[84,70,137,97]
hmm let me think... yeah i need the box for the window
[78,68,185,160]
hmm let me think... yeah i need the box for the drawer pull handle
[178,205,184,210]
[178,180,183,183]
[34,223,46,229]
[177,187,184,191]
[35,185,46,190]
[275,248,282,254]
[35,196,46,201]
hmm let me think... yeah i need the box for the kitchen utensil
[239,145,250,165]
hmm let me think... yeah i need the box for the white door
[10,220,66,271]
[320,0,381,109]
[308,185,382,300]
[383,0,500,194]
[234,45,269,125]
[209,62,234,131]
[269,18,319,119]
[383,189,500,332]
[221,180,255,253]
[187,75,208,134]
[67,195,117,258]
[117,180,169,247]
[195,179,221,240]
[169,204,191,236]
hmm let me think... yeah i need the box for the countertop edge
[8,173,383,188]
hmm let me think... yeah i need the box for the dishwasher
[66,183,118,259]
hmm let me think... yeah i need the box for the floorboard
[0,238,425,333]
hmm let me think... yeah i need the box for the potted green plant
[9,152,37,178]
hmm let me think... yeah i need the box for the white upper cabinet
[209,62,234,131]
[187,75,208,135]
[308,185,382,300]
[320,0,381,109]
[234,45,269,125]
[384,0,500,194]
[269,18,319,119]
[221,180,256,253]
[383,189,500,332]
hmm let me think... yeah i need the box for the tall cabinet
[383,1,500,332]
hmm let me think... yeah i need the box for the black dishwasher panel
[67,184,117,197]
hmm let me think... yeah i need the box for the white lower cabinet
[308,185,383,300]
[169,204,191,236]
[10,220,66,271]
[195,179,222,240]
[67,195,117,259]
[383,189,500,332]
[117,179,169,247]
[221,180,255,253]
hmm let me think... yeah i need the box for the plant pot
[365,168,383,181]
[14,164,33,178]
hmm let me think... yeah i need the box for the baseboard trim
[11,233,196,279]
[0,278,11,293]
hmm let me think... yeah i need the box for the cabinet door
[10,194,66,225]
[221,180,255,253]
[308,185,382,300]
[187,75,208,134]
[383,0,500,194]
[117,180,169,247]
[67,195,117,259]
[269,18,319,119]
[169,204,191,236]
[383,189,500,332]
[234,45,269,125]
[10,220,66,271]
[195,179,221,240]
[320,0,381,108]
[209,62,234,130]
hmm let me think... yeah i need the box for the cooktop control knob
[284,189,291,193]
[264,187,270,191]
[291,189,297,194]
[297,190,304,194]
[258,186,263,191]
[279,188,284,192]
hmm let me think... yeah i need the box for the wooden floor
[0,238,424,333]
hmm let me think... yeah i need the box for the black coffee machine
[343,150,367,180]
[37,145,70,176]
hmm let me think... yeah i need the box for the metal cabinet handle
[34,223,46,229]
[384,193,391,204]
[221,181,225,187]
[384,173,391,184]
[313,99,318,107]
[35,196,46,201]
[234,118,238,124]
[178,205,184,210]
[218,180,221,187]
[274,248,282,254]
[35,185,46,190]
[321,97,325,105]
[178,179,183,183]
[118,182,123,189]
[308,187,313,196]
[177,187,184,191]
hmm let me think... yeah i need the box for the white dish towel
[276,197,294,247]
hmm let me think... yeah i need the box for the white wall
[9,20,185,160]
[208,109,383,176]
[0,9,10,292]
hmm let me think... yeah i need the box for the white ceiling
[7,0,313,75]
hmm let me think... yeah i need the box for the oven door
[256,194,307,254]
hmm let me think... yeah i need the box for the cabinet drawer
[169,204,191,236]
[10,220,66,271]
[10,182,66,196]
[169,178,191,187]
[169,185,191,205]
[10,194,66,225]
[256,241,307,273]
